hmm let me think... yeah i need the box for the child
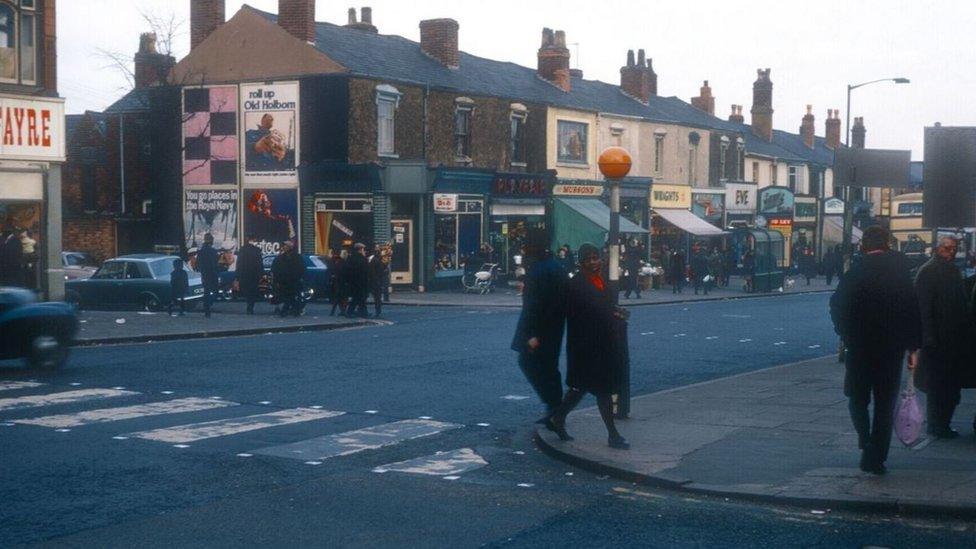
[169,258,189,316]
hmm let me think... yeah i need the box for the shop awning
[655,208,727,236]
[823,216,863,244]
[556,198,648,234]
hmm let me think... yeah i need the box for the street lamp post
[841,77,910,254]
[598,146,632,418]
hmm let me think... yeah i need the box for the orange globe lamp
[598,146,633,180]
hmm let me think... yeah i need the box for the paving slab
[537,355,976,517]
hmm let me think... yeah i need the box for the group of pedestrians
[0,227,37,288]
[512,231,631,450]
[327,243,389,318]
[830,227,976,475]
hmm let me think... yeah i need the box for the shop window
[557,121,587,164]
[434,199,483,272]
[654,129,666,173]
[375,84,401,157]
[510,111,527,165]
[20,0,34,8]
[0,5,15,81]
[314,196,375,254]
[454,98,473,160]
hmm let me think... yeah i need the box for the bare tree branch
[93,47,135,90]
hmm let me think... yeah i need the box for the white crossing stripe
[0,389,139,412]
[0,381,45,392]
[127,408,344,444]
[253,419,462,461]
[373,448,487,476]
[14,397,239,428]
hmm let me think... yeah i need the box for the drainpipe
[119,114,126,215]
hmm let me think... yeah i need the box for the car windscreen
[148,259,178,278]
[93,261,126,279]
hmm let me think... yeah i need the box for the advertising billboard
[692,192,725,227]
[182,86,238,186]
[241,82,299,183]
[243,188,299,255]
[834,148,911,188]
[184,188,239,254]
[758,186,795,215]
[0,95,65,162]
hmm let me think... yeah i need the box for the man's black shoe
[860,461,887,475]
[608,435,630,450]
[544,417,573,441]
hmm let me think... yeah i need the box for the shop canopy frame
[552,197,647,252]
[654,208,728,237]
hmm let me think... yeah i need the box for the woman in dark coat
[545,243,629,449]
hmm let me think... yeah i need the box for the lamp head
[893,77,910,84]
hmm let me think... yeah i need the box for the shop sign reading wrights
[0,96,65,161]
[650,184,691,209]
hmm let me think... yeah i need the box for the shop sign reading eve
[0,95,65,161]
[434,193,458,212]
[724,183,757,213]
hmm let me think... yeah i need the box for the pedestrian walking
[670,248,685,294]
[236,234,264,314]
[271,242,305,317]
[800,247,817,285]
[367,246,387,317]
[545,243,630,450]
[345,242,369,317]
[512,230,568,419]
[622,248,642,299]
[168,258,189,317]
[381,245,392,303]
[708,247,724,290]
[743,249,756,292]
[329,249,348,316]
[823,247,837,286]
[915,236,972,438]
[196,233,220,318]
[830,226,921,475]
[691,245,710,295]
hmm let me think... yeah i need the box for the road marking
[674,333,687,337]
[774,341,787,346]
[0,381,45,392]
[237,453,253,457]
[373,448,487,476]
[640,332,655,336]
[517,483,534,488]
[0,388,139,412]
[161,391,174,395]
[476,423,490,427]
[808,344,822,349]
[14,397,238,428]
[127,408,343,444]
[443,475,460,481]
[705,336,719,340]
[501,395,530,401]
[739,338,753,343]
[258,401,272,405]
[363,410,378,414]
[252,419,462,461]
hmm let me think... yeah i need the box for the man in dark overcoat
[511,230,567,418]
[345,242,369,317]
[367,246,387,318]
[830,226,921,474]
[196,233,220,318]
[271,241,305,317]
[670,249,685,294]
[236,234,264,314]
[915,236,971,438]
[691,245,710,295]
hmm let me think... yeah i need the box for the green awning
[556,198,648,234]
[552,198,648,253]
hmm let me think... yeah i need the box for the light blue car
[65,254,204,311]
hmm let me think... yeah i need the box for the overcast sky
[61,0,976,159]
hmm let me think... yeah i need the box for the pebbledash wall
[0,0,65,299]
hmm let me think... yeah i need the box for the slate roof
[104,88,151,113]
[248,6,830,167]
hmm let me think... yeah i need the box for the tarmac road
[1,294,972,547]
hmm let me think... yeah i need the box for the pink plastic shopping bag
[895,374,924,446]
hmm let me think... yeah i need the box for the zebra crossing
[0,381,487,478]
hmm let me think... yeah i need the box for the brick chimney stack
[42,0,56,94]
[419,19,459,68]
[691,80,715,115]
[345,7,378,33]
[620,49,657,104]
[537,28,571,92]
[190,0,225,50]
[134,33,175,89]
[852,117,866,149]
[278,0,316,43]
[800,104,815,149]
[750,68,773,142]
[729,105,744,124]
[825,109,841,149]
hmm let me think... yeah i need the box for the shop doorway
[390,219,413,285]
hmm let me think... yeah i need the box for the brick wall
[62,218,116,261]
[278,0,315,43]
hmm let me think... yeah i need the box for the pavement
[537,355,976,517]
[389,274,834,308]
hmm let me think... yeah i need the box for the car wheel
[27,335,68,370]
[142,293,161,312]
[65,290,82,309]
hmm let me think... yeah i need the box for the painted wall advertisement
[184,188,239,253]
[243,188,299,254]
[758,186,795,215]
[241,82,299,183]
[692,192,725,227]
[182,86,238,186]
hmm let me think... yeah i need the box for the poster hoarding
[182,86,238,186]
[243,188,299,255]
[184,188,239,255]
[240,82,299,183]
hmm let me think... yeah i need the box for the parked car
[221,253,330,302]
[61,251,98,280]
[0,287,78,369]
[65,254,204,311]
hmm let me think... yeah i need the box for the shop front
[793,195,819,258]
[724,182,757,228]
[550,182,647,254]
[821,196,862,255]
[650,183,725,259]
[428,168,492,288]
[0,95,66,298]
[757,186,795,267]
[299,163,382,257]
[489,172,553,277]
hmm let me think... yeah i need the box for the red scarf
[586,273,605,292]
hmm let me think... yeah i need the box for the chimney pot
[348,7,357,24]
[190,0,225,50]
[626,49,635,67]
[750,67,774,142]
[554,30,566,47]
[134,32,175,88]
[691,79,715,115]
[278,0,316,43]
[361,7,372,24]
[637,49,646,67]
[538,28,571,92]
[420,18,460,69]
[825,107,841,149]
[619,47,656,103]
